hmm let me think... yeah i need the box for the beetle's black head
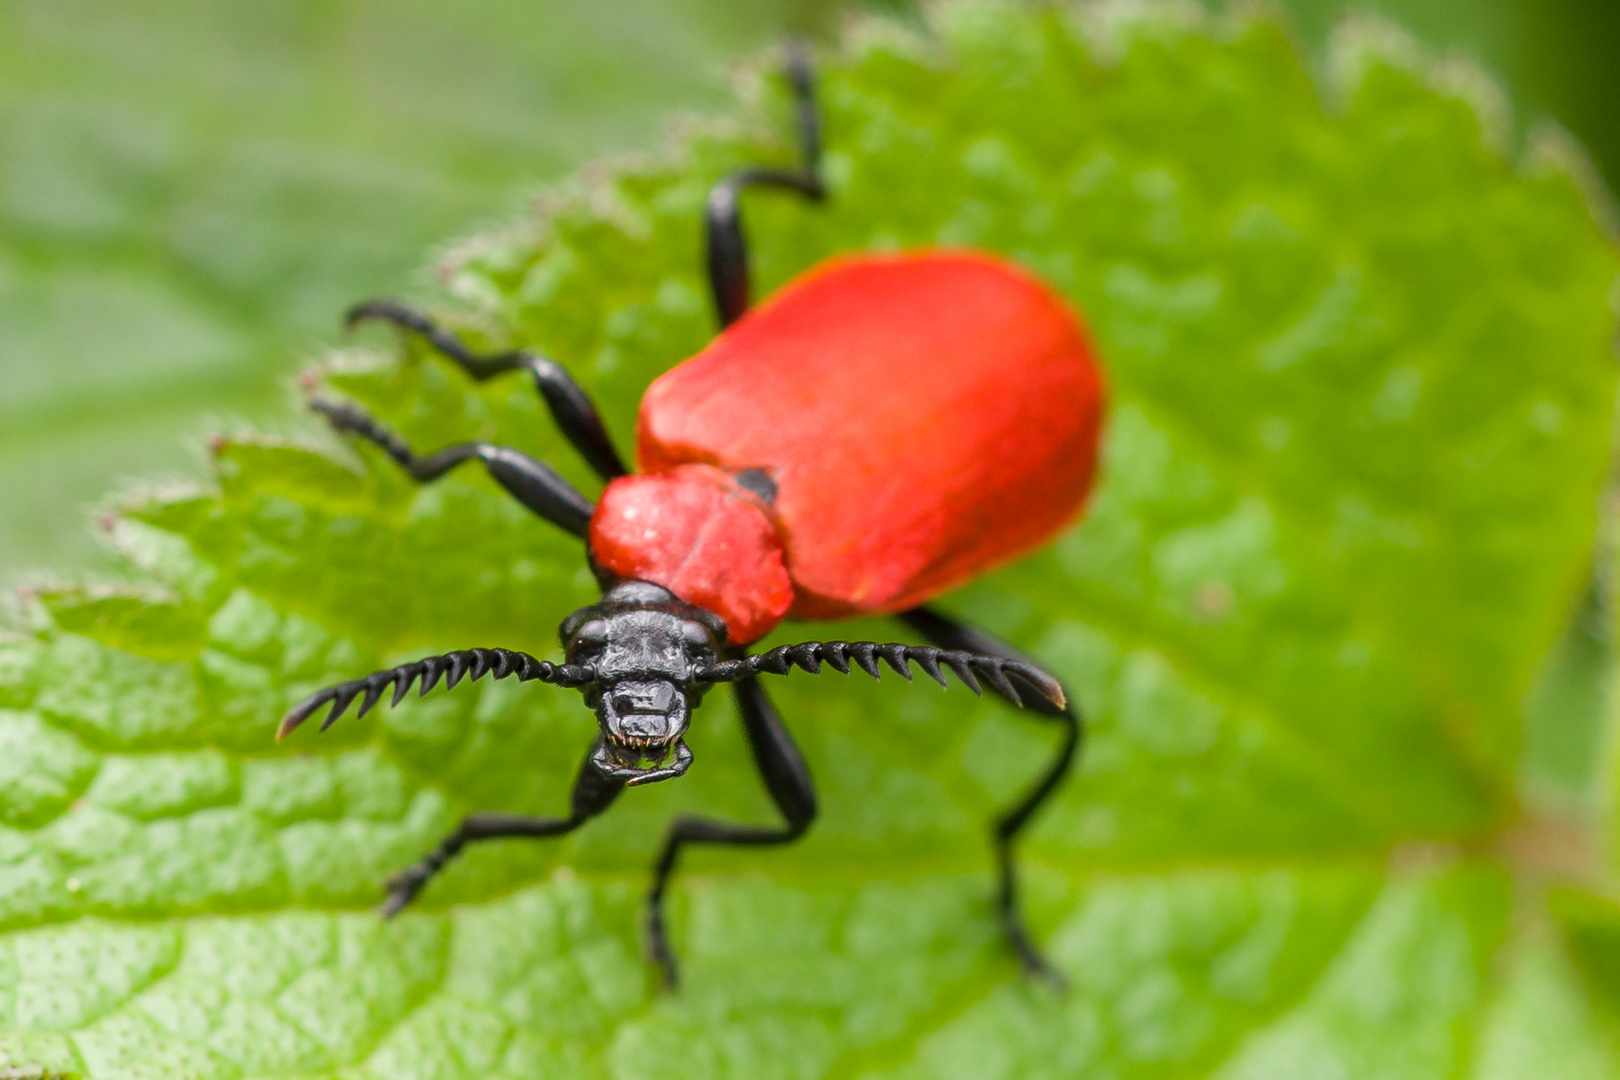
[560,580,728,786]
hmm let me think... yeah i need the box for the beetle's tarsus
[311,397,413,465]
[346,297,428,335]
[341,297,628,480]
[998,850,1067,990]
[311,395,596,536]
[646,906,681,990]
[380,866,430,918]
[1006,918,1068,991]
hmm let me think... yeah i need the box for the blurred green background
[1,0,1615,578]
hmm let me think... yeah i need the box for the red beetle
[279,47,1105,987]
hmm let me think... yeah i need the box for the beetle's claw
[645,907,680,990]
[1007,922,1067,992]
[380,867,430,918]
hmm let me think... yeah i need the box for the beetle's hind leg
[900,605,1079,987]
[706,40,826,329]
[343,298,627,481]
[644,676,817,988]
[312,397,595,539]
[382,756,623,915]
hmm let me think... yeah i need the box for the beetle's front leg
[384,754,623,916]
[900,605,1078,987]
[644,676,817,987]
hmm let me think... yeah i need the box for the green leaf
[0,0,876,574]
[4,2,1619,1076]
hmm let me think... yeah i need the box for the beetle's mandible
[278,44,1106,988]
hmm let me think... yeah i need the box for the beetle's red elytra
[592,250,1106,645]
[280,46,1104,989]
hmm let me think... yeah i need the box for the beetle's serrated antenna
[941,654,981,695]
[876,643,913,680]
[979,664,1022,708]
[850,642,881,678]
[694,642,1065,711]
[418,655,448,696]
[355,678,389,720]
[445,652,472,690]
[278,648,594,741]
[821,641,851,675]
[912,650,948,688]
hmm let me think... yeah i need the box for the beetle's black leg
[706,41,826,329]
[899,605,1078,987]
[313,398,594,538]
[345,299,627,481]
[644,675,817,987]
[383,755,623,916]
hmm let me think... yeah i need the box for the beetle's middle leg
[383,754,623,915]
[312,398,594,538]
[343,298,627,481]
[899,605,1079,987]
[705,41,826,329]
[644,675,817,988]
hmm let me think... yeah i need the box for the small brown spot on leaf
[1389,840,1462,875]
[1196,581,1233,618]
[1488,811,1598,886]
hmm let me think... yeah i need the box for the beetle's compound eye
[681,619,717,654]
[569,619,609,657]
